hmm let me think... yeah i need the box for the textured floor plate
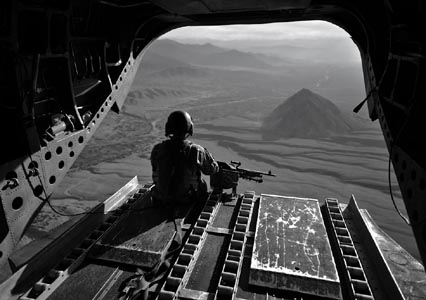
[250,194,341,299]
[91,207,177,268]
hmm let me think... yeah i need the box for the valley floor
[25,94,420,263]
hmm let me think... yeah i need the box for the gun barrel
[219,161,276,182]
[239,168,276,177]
[266,170,276,177]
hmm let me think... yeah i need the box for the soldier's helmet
[165,110,194,138]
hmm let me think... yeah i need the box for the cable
[97,0,149,8]
[25,153,157,217]
[41,186,158,217]
[351,48,411,226]
[388,146,410,225]
[44,195,158,217]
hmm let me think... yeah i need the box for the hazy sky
[162,21,350,42]
[161,21,361,63]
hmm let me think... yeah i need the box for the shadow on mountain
[261,88,364,141]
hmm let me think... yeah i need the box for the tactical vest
[153,140,200,204]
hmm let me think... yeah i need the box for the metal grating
[155,191,222,300]
[215,192,256,300]
[323,198,374,300]
[186,234,230,292]
[19,185,153,300]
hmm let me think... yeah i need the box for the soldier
[151,110,219,206]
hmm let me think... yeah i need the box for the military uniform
[151,139,219,205]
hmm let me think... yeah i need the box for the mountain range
[165,37,362,64]
[143,39,284,70]
[131,39,366,116]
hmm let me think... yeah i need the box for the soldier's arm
[193,145,219,175]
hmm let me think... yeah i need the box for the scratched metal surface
[358,208,426,299]
[91,207,177,268]
[47,264,117,300]
[250,194,341,298]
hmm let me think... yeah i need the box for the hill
[145,39,225,66]
[262,88,360,139]
[132,41,292,100]
[200,49,273,69]
[145,39,285,70]
[132,39,365,118]
[140,52,188,71]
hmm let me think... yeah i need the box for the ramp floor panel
[186,234,230,292]
[250,195,341,299]
[237,251,315,300]
[212,203,238,229]
[47,263,117,300]
[91,207,179,268]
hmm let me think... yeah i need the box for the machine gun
[211,161,276,194]
[226,161,275,183]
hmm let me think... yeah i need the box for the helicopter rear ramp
[3,178,426,300]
